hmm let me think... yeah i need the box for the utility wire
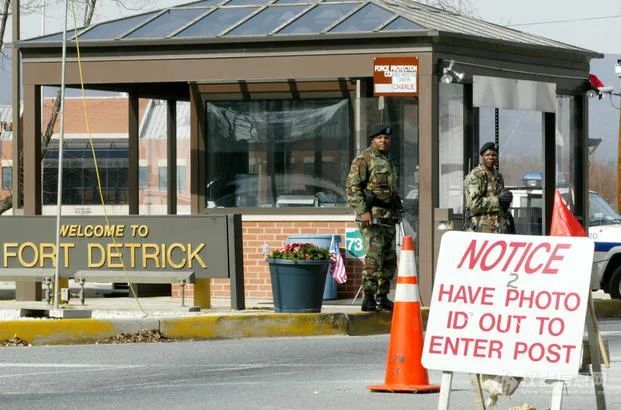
[70,0,148,317]
[508,14,621,27]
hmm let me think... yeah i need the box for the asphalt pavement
[2,333,620,409]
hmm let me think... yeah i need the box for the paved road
[1,322,621,409]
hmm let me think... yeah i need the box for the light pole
[616,59,621,212]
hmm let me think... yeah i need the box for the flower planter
[267,258,330,313]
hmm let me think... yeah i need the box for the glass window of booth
[479,107,544,235]
[556,96,575,192]
[438,83,464,214]
[205,99,350,208]
[204,92,418,223]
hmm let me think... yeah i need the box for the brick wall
[171,219,365,300]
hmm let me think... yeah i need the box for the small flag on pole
[329,236,347,284]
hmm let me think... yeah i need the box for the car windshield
[207,174,347,208]
[589,192,621,226]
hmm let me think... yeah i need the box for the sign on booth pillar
[422,231,594,380]
[373,56,419,96]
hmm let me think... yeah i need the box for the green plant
[269,243,330,261]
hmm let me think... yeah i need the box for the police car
[508,173,621,299]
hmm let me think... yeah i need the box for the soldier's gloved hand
[498,189,513,211]
[359,212,372,227]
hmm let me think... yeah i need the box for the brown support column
[417,53,438,305]
[543,112,556,234]
[167,100,177,215]
[463,84,478,175]
[23,86,41,215]
[574,95,589,228]
[189,83,204,214]
[18,83,42,301]
[128,94,139,215]
[11,0,21,212]
[189,83,210,308]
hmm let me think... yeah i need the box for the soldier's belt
[471,211,501,217]
[474,214,500,221]
[373,217,396,225]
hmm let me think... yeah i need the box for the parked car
[508,182,621,298]
[206,174,347,208]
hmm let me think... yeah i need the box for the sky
[1,0,620,161]
[469,0,621,54]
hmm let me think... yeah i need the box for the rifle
[463,207,475,231]
[363,189,376,211]
[359,189,399,227]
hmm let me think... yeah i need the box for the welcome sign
[0,215,237,278]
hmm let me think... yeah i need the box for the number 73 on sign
[346,228,365,258]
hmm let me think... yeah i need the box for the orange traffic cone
[368,235,440,393]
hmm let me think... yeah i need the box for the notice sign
[373,57,418,96]
[422,231,594,380]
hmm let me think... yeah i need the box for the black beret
[479,142,498,155]
[369,124,392,139]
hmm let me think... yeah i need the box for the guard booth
[12,0,601,304]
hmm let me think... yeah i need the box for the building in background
[0,98,191,216]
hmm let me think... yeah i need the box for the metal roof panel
[19,0,597,55]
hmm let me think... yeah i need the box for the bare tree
[590,160,617,206]
[421,0,475,15]
[0,0,150,214]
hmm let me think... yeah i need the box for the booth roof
[20,0,593,53]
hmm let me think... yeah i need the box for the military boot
[361,294,379,312]
[376,294,394,311]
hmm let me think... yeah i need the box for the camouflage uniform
[346,146,402,296]
[465,162,521,402]
[464,164,509,233]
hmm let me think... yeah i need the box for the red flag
[549,190,586,237]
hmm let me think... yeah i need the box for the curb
[0,318,160,346]
[160,313,350,340]
[0,301,618,346]
[0,311,395,346]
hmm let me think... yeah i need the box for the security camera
[616,59,621,76]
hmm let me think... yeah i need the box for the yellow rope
[70,0,147,316]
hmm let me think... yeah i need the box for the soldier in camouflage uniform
[465,142,522,407]
[464,142,513,234]
[346,124,403,312]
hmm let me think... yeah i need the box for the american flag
[329,236,347,284]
